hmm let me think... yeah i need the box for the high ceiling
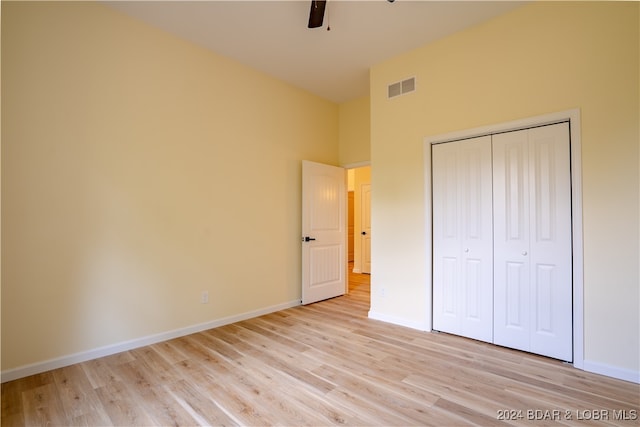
[106,1,524,103]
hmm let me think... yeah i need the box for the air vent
[387,77,416,99]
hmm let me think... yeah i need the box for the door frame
[423,109,584,370]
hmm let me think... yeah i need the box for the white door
[432,136,494,342]
[361,184,372,274]
[301,161,347,305]
[493,123,572,361]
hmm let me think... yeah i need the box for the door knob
[522,251,528,256]
[302,236,316,242]
[361,231,367,235]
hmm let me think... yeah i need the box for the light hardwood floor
[3,267,639,426]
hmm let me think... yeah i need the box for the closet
[432,122,573,362]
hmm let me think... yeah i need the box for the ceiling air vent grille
[388,77,416,99]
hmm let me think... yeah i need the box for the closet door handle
[522,251,528,256]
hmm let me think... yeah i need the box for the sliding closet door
[432,136,493,342]
[493,123,573,361]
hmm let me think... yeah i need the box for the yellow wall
[339,96,370,166]
[370,2,639,374]
[1,2,338,371]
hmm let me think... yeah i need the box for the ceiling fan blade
[308,0,326,28]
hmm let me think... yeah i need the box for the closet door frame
[423,109,584,370]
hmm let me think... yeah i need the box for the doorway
[300,161,370,305]
[347,166,371,275]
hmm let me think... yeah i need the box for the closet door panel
[493,130,531,352]
[460,140,493,341]
[433,137,493,342]
[493,123,572,361]
[529,123,572,361]
[433,143,462,334]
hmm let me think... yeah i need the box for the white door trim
[423,109,584,370]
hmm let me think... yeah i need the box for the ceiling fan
[307,0,394,29]
[307,0,327,28]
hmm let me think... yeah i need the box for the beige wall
[370,2,639,375]
[1,2,338,371]
[339,96,371,166]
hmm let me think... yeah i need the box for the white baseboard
[583,359,640,384]
[368,310,429,331]
[1,299,301,383]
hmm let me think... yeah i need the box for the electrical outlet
[201,291,209,304]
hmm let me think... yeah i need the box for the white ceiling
[106,1,524,103]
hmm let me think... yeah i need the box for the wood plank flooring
[3,266,639,426]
